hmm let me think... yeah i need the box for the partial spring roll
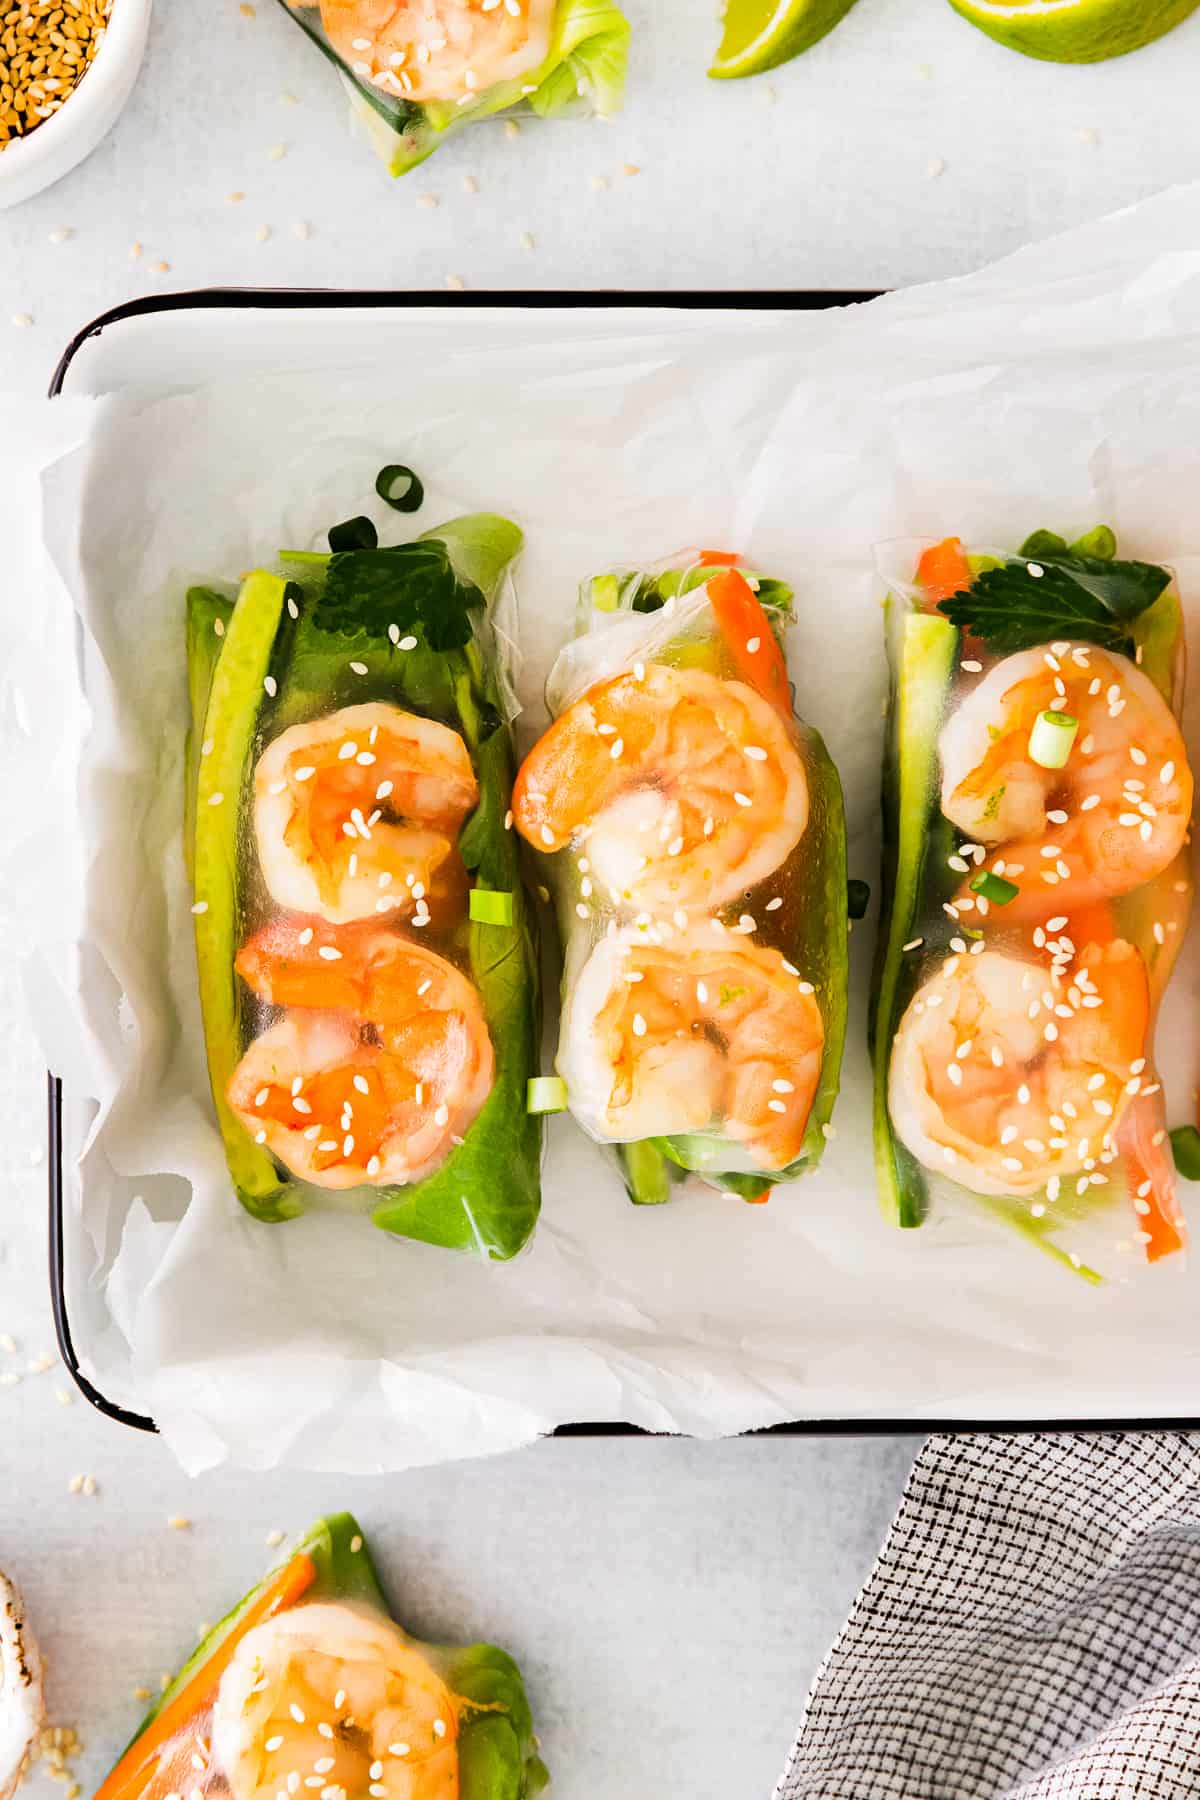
[280,0,630,177]
[513,552,848,1205]
[188,508,542,1259]
[92,1513,548,1800]
[872,528,1194,1278]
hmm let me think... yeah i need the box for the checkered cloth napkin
[776,1434,1200,1798]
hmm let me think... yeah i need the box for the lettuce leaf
[278,0,630,177]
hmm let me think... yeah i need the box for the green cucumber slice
[871,608,959,1229]
[192,571,296,1220]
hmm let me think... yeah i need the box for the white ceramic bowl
[0,0,152,211]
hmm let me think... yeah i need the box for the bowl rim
[0,0,151,181]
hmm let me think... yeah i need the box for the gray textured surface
[4,0,1200,401]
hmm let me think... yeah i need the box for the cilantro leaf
[938,549,1171,656]
[313,540,485,651]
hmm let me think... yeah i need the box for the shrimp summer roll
[872,529,1194,1278]
[187,506,542,1259]
[280,0,631,177]
[92,1513,548,1800]
[512,553,849,1206]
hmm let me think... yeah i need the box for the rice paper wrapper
[17,183,1200,1472]
[872,539,1191,1279]
[523,565,847,1205]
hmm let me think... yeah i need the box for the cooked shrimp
[228,925,493,1188]
[889,941,1150,1198]
[0,1570,43,1800]
[558,928,824,1172]
[314,0,555,105]
[513,664,807,912]
[213,1602,457,1800]
[255,704,477,928]
[939,644,1191,918]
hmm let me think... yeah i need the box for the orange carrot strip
[915,537,972,607]
[744,1189,772,1205]
[698,549,742,567]
[1063,900,1183,1261]
[94,1553,317,1800]
[707,568,791,719]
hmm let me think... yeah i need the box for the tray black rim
[48,283,1183,1443]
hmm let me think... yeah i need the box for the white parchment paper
[20,184,1200,1471]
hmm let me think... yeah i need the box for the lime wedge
[709,0,859,78]
[948,0,1200,62]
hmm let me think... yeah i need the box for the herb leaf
[313,539,484,651]
[938,549,1171,656]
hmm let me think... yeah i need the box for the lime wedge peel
[947,0,1200,63]
[709,0,859,79]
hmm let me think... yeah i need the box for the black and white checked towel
[776,1434,1200,1798]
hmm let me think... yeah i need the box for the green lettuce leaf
[278,0,630,177]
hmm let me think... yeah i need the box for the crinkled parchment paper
[16,186,1200,1470]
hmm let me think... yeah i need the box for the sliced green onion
[969,870,1019,906]
[375,464,424,513]
[328,515,378,553]
[846,879,871,920]
[469,888,514,926]
[1069,525,1116,561]
[591,574,620,612]
[1019,529,1067,559]
[1028,709,1078,770]
[527,1076,568,1115]
[1170,1125,1200,1181]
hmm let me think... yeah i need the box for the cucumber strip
[620,1140,677,1206]
[871,609,960,1228]
[184,587,235,883]
[193,571,295,1219]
